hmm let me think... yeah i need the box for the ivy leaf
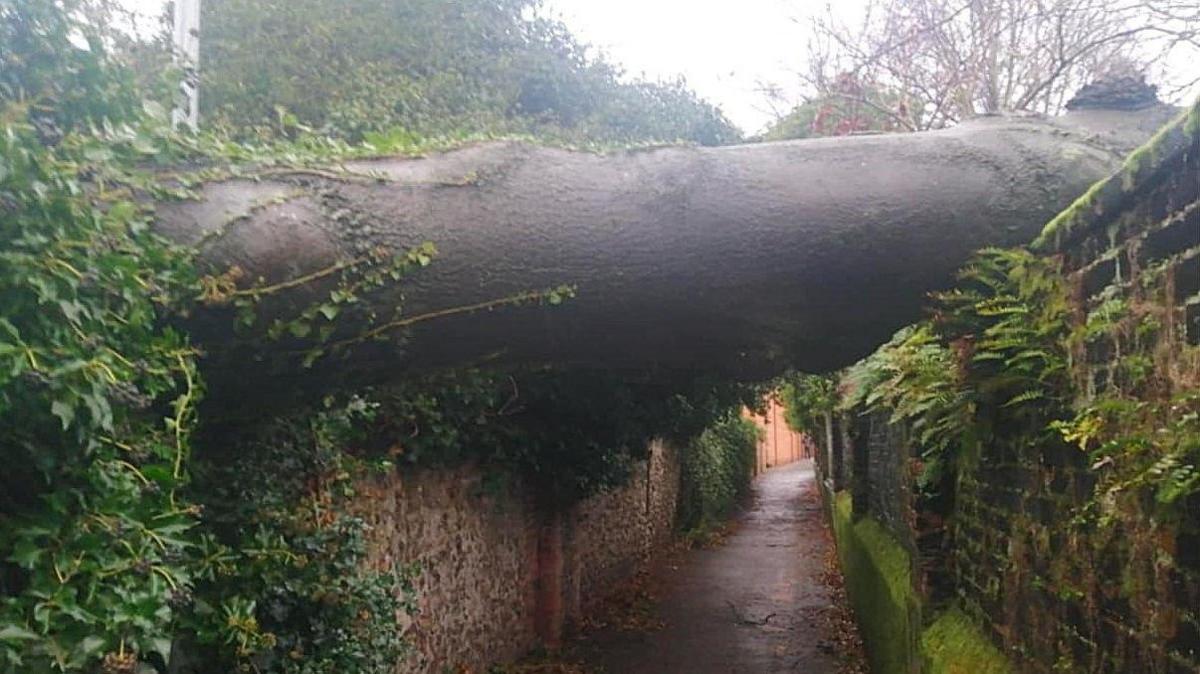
[58,300,84,323]
[0,625,39,642]
[51,399,75,429]
[236,305,257,329]
[0,318,20,340]
[83,146,114,163]
[82,392,113,431]
[141,465,173,485]
[8,540,43,569]
[72,635,106,663]
[301,348,325,368]
[149,637,173,664]
[288,321,312,339]
[106,200,138,225]
[131,134,158,155]
[142,99,168,121]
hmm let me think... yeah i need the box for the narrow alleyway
[573,461,852,674]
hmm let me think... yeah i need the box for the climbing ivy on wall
[838,239,1200,520]
[0,3,205,669]
[179,396,416,673]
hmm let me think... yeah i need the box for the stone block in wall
[1139,208,1200,266]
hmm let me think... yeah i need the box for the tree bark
[156,104,1177,397]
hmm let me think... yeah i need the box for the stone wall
[817,104,1200,673]
[357,440,680,673]
[355,464,537,672]
[850,411,917,557]
[563,442,679,624]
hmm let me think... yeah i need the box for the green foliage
[178,395,416,673]
[0,6,205,670]
[339,369,765,505]
[190,0,739,145]
[845,234,1200,530]
[678,414,761,533]
[1052,391,1200,520]
[788,250,1071,496]
[0,2,760,669]
[934,248,1071,416]
[841,248,1072,494]
[842,326,970,492]
[0,4,435,671]
[777,374,837,436]
[0,0,141,140]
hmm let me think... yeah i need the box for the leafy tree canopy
[193,0,741,145]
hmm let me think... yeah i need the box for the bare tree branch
[787,0,1199,136]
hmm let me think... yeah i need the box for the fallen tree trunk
[157,104,1177,397]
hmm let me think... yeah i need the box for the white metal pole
[172,0,201,131]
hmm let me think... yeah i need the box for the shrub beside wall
[678,414,761,533]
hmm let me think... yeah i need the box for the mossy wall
[829,488,1020,674]
[949,102,1200,672]
[820,101,1199,673]
[920,609,1012,674]
[830,491,921,674]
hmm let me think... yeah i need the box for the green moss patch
[921,608,1013,674]
[831,492,920,674]
[1033,95,1200,253]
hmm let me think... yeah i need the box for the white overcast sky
[541,0,825,133]
[118,0,1195,135]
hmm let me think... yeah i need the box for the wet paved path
[575,461,843,674]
